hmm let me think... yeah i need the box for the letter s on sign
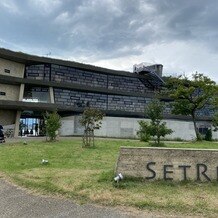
[146,162,156,179]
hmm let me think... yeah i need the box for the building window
[0,92,6,96]
[23,86,49,103]
[198,127,208,135]
[4,69,10,73]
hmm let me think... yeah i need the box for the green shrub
[137,100,173,145]
[137,121,150,142]
[205,129,212,141]
[44,111,61,141]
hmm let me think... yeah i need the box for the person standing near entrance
[35,123,39,136]
[0,125,5,143]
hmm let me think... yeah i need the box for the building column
[13,84,25,137]
[49,87,55,103]
[14,111,21,137]
[19,84,25,101]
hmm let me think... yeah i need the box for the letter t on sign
[178,165,191,181]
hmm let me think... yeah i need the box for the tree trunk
[83,129,94,147]
[191,112,201,141]
[157,135,160,145]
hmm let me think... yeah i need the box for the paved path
[0,179,151,218]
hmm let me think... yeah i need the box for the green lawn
[0,139,217,216]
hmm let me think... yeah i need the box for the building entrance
[19,111,46,136]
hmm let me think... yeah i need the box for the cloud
[0,0,217,81]
[148,0,218,50]
[28,0,62,15]
[0,0,20,14]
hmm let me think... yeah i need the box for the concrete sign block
[115,147,218,182]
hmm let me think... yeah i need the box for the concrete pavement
[0,179,149,218]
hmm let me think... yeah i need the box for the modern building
[0,48,216,140]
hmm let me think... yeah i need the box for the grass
[0,138,217,216]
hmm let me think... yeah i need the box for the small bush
[137,121,150,142]
[44,111,61,141]
[137,100,173,145]
[205,129,212,141]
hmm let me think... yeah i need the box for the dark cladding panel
[108,75,148,93]
[54,88,107,109]
[51,64,107,88]
[108,95,151,113]
[54,88,152,113]
[25,64,50,81]
[196,106,214,117]
[25,64,156,95]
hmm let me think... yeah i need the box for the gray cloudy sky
[0,0,218,81]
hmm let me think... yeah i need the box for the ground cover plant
[0,139,217,217]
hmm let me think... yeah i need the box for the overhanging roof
[0,48,164,87]
[0,47,132,76]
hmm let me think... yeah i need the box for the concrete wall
[60,115,215,140]
[97,117,198,140]
[213,131,218,139]
[164,119,196,140]
[116,147,218,181]
[0,110,16,125]
[59,116,75,136]
[95,117,140,138]
[0,58,25,78]
[0,84,20,101]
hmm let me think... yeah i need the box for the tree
[212,94,218,131]
[212,112,218,131]
[165,73,217,140]
[44,111,61,141]
[80,107,104,147]
[137,99,173,145]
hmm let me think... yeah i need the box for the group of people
[0,125,5,143]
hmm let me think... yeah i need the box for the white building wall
[213,131,218,139]
[59,116,75,136]
[59,115,216,140]
[164,119,196,140]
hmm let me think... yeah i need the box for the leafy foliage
[44,111,61,141]
[165,73,217,140]
[138,100,173,145]
[137,121,150,142]
[80,107,104,147]
[204,129,212,141]
[212,112,218,131]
